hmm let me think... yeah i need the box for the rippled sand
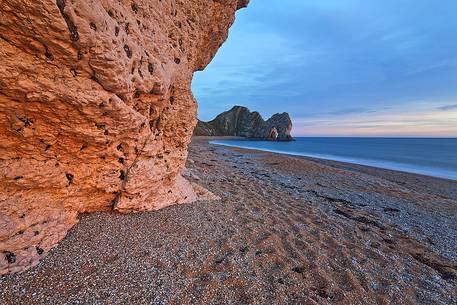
[1,137,456,304]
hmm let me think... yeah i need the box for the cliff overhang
[0,0,247,275]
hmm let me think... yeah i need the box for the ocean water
[210,137,457,181]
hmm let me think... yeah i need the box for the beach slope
[0,136,456,304]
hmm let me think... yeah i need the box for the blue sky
[192,0,457,136]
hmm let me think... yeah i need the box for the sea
[210,137,457,181]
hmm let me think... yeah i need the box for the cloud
[193,0,457,134]
[437,104,457,111]
[292,107,457,136]
[323,107,377,116]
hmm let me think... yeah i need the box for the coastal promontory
[194,106,293,140]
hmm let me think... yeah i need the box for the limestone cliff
[194,106,293,140]
[0,0,248,275]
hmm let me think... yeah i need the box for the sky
[192,0,457,137]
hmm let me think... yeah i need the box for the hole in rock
[17,116,33,128]
[124,45,132,58]
[36,247,44,255]
[4,251,16,264]
[65,173,74,185]
[44,48,54,60]
[56,0,79,41]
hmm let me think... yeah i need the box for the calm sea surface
[210,137,457,180]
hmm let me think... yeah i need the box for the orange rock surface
[0,0,248,275]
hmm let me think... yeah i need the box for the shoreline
[198,137,457,260]
[208,136,457,181]
[0,136,456,304]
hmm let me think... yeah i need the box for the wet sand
[1,136,456,304]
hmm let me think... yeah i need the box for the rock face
[0,0,248,275]
[194,106,293,140]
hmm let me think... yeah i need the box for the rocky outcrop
[0,0,248,275]
[194,106,293,140]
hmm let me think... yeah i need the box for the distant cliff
[194,106,293,140]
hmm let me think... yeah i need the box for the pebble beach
[1,136,456,304]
